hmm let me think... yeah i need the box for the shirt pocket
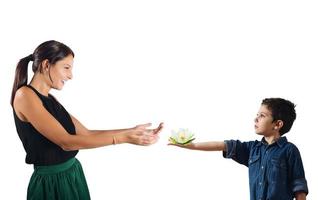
[248,155,260,178]
[270,157,288,185]
[249,155,260,165]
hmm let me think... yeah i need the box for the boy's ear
[275,120,284,130]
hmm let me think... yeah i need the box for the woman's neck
[29,74,51,96]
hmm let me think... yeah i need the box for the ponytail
[10,54,34,106]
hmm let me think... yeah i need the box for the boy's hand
[168,141,196,149]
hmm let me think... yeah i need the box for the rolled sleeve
[292,178,308,195]
[288,145,309,196]
[222,139,254,167]
[223,140,236,158]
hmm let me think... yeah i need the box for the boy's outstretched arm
[169,141,226,151]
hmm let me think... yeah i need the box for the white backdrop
[1,0,317,199]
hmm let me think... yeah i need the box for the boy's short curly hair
[262,98,296,135]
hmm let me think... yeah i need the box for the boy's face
[254,105,277,136]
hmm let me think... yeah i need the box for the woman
[11,40,164,200]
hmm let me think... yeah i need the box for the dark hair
[10,40,74,106]
[261,98,296,135]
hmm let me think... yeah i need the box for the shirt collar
[259,136,288,148]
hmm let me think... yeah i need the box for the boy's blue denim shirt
[223,137,308,200]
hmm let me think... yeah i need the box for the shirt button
[261,166,264,169]
[259,182,262,185]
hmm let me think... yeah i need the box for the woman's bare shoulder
[14,86,37,103]
[13,86,41,117]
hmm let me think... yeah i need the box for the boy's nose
[68,72,73,80]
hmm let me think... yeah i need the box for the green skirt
[27,158,90,200]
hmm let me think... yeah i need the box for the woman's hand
[127,122,164,146]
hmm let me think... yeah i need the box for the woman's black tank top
[13,85,78,166]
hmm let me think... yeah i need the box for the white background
[1,0,317,199]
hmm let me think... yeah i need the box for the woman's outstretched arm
[14,86,163,151]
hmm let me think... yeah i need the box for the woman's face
[49,54,74,90]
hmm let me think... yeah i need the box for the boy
[170,98,308,200]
